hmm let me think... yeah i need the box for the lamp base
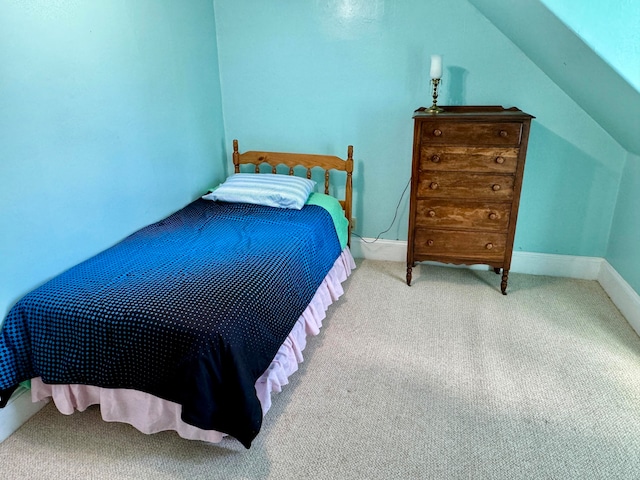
[425,104,444,114]
[427,77,444,114]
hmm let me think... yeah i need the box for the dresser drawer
[420,121,522,146]
[420,146,519,173]
[417,171,514,200]
[415,199,511,231]
[414,228,507,262]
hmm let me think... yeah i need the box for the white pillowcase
[202,173,316,210]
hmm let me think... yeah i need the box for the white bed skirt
[31,248,356,443]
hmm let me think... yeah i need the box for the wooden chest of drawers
[406,106,534,294]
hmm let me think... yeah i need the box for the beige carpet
[2,260,640,479]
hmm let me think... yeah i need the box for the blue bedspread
[0,199,341,448]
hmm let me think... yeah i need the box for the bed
[0,140,355,448]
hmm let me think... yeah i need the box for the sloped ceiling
[468,0,640,155]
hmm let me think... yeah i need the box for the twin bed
[0,140,356,448]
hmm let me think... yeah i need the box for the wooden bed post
[233,139,240,174]
[346,145,353,247]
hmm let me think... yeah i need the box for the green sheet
[306,192,349,250]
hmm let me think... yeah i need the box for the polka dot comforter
[0,198,342,448]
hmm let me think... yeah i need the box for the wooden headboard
[232,139,354,247]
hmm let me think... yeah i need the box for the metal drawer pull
[427,239,434,246]
[431,154,441,163]
[495,156,505,164]
[492,184,501,191]
[499,130,508,137]
[433,129,442,137]
[486,243,494,250]
[428,210,436,217]
[430,182,439,190]
[489,212,498,220]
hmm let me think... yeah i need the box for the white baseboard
[598,261,640,335]
[350,238,406,262]
[352,237,640,332]
[0,386,47,443]
[510,251,603,279]
[352,238,603,278]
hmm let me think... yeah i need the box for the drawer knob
[499,130,508,138]
[489,212,498,220]
[427,239,434,246]
[430,182,439,190]
[486,243,494,250]
[433,129,442,137]
[495,156,505,164]
[428,210,436,217]
[431,154,441,163]
[492,184,501,191]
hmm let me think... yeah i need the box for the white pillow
[202,173,316,210]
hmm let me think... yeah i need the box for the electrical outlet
[351,217,357,231]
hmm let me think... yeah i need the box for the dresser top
[414,105,535,120]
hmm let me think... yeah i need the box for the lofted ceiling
[468,0,640,155]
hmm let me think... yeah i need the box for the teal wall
[2,0,637,319]
[540,0,640,91]
[214,0,623,258]
[469,0,640,156]
[607,153,640,293]
[0,1,226,321]
[534,0,640,294]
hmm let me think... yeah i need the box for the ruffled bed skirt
[32,248,356,443]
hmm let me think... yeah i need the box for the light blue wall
[607,153,640,293]
[533,0,640,294]
[0,1,226,321]
[540,0,640,92]
[214,0,623,258]
[3,0,635,313]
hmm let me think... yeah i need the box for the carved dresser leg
[501,270,509,295]
[406,266,413,286]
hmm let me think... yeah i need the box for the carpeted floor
[2,260,640,479]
